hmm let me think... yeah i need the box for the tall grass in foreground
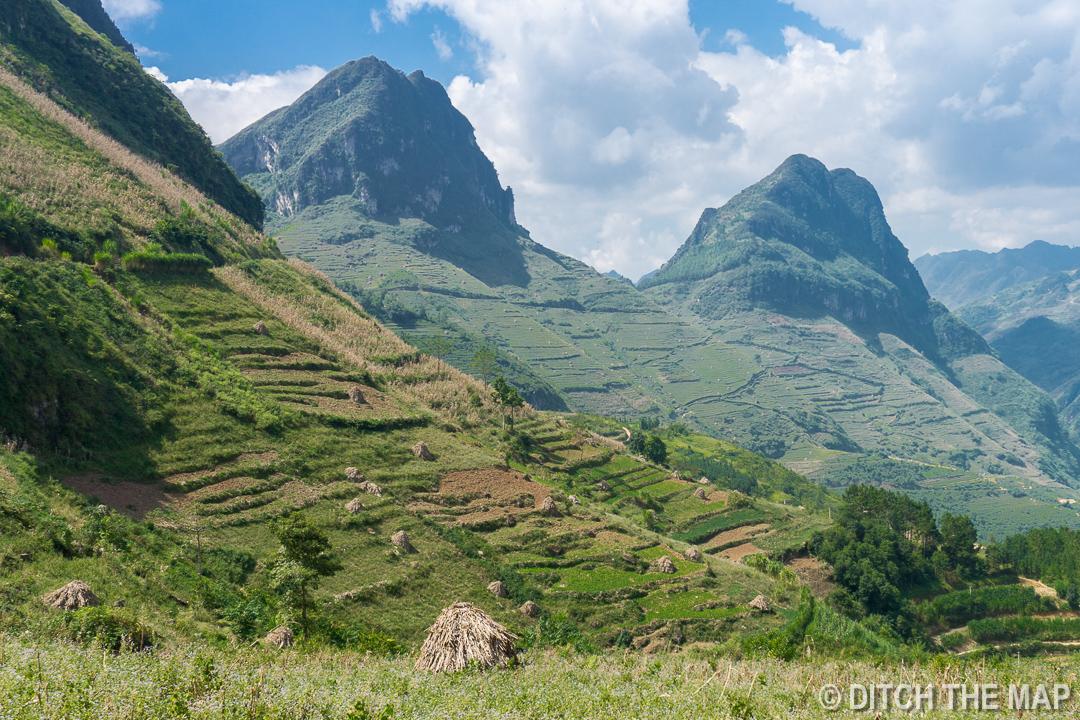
[1,639,1077,719]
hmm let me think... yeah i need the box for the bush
[63,606,155,652]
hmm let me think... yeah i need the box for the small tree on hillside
[420,334,455,371]
[491,376,525,431]
[644,436,667,465]
[268,512,342,640]
[939,513,978,571]
[471,346,499,386]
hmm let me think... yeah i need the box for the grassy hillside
[0,54,823,653]
[224,63,1080,538]
[958,269,1080,444]
[0,0,263,228]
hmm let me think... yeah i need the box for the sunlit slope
[642,155,1080,492]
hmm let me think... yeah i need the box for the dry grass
[216,261,538,427]
[0,123,159,234]
[0,67,262,248]
[414,602,519,673]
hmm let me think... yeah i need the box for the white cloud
[431,27,453,61]
[158,66,328,144]
[370,9,384,33]
[102,0,161,22]
[385,0,1080,278]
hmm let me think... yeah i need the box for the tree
[940,513,978,571]
[490,376,525,430]
[420,334,455,371]
[470,346,499,386]
[627,431,647,455]
[268,512,342,640]
[644,436,667,465]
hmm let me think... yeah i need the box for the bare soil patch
[718,542,765,561]
[787,556,835,599]
[702,523,771,550]
[438,468,553,506]
[62,474,176,520]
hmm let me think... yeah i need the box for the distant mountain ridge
[915,240,1080,310]
[958,269,1080,443]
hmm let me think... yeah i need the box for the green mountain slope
[57,0,135,54]
[915,240,1080,310]
[640,155,1080,500]
[0,32,820,653]
[221,59,1080,536]
[0,0,263,228]
[957,269,1080,443]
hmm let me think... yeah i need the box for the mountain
[57,0,135,54]
[605,269,633,285]
[915,241,1080,309]
[0,0,263,228]
[957,269,1080,443]
[222,60,1080,536]
[641,155,1080,507]
[0,19,820,654]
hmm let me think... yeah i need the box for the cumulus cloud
[386,0,1080,278]
[102,0,161,22]
[155,66,328,144]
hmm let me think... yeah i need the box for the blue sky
[109,0,1080,280]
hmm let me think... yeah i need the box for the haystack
[265,625,294,648]
[699,477,711,485]
[253,321,268,336]
[693,487,707,500]
[43,580,99,610]
[345,467,365,482]
[540,496,559,516]
[360,480,382,496]
[487,580,508,598]
[415,602,519,673]
[650,556,676,574]
[505,514,516,527]
[348,385,366,404]
[345,498,366,514]
[749,595,773,613]
[412,441,434,461]
[684,546,703,563]
[598,479,611,491]
[391,530,415,553]
[520,600,539,617]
